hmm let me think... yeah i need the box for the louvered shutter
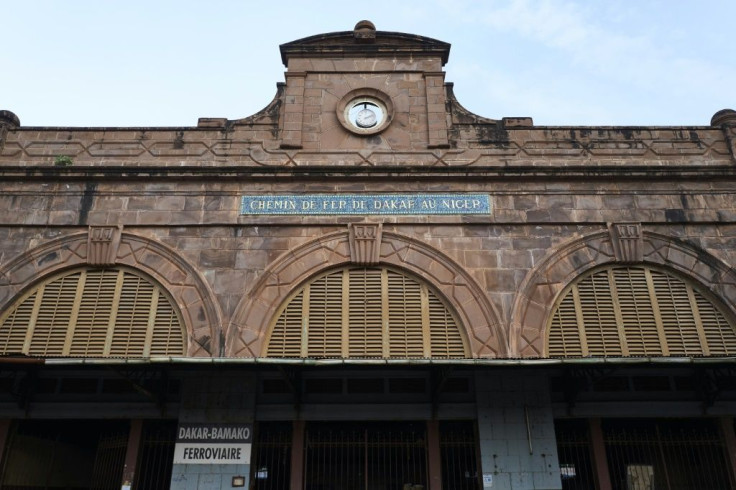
[68,269,118,357]
[0,292,36,355]
[267,291,304,357]
[348,268,383,357]
[697,291,736,355]
[428,293,465,358]
[266,267,468,359]
[616,268,659,356]
[0,267,185,358]
[547,295,582,357]
[650,270,701,355]
[577,271,623,357]
[387,270,424,358]
[307,273,343,357]
[29,273,79,356]
[546,266,736,358]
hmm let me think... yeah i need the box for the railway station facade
[1,20,736,490]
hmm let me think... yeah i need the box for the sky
[3,0,734,127]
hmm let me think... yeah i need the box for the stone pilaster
[476,371,562,490]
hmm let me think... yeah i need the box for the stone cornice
[0,165,735,182]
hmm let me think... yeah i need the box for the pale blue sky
[3,1,734,127]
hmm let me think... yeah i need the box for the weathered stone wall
[2,175,736,357]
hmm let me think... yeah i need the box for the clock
[355,103,378,128]
[337,90,393,136]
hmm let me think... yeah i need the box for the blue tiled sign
[240,194,491,215]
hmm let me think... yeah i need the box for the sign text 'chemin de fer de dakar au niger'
[240,194,491,215]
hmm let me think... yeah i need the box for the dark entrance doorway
[0,419,178,490]
[0,419,129,490]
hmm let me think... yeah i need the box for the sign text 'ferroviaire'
[173,423,252,465]
[240,194,491,215]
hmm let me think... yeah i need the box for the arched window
[0,267,186,358]
[546,265,736,357]
[265,267,468,358]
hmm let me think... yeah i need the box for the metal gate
[604,419,731,490]
[439,421,479,490]
[250,422,293,490]
[554,420,596,490]
[305,422,428,490]
[133,420,178,490]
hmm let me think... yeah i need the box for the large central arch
[226,230,505,357]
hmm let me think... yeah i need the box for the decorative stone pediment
[279,21,450,65]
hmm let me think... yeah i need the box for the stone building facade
[1,20,736,490]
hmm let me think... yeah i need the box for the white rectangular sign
[174,423,253,465]
[173,443,251,465]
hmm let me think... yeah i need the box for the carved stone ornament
[87,225,122,266]
[608,222,643,262]
[353,20,376,43]
[348,223,382,265]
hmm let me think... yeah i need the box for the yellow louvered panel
[306,272,343,357]
[150,294,185,356]
[266,267,469,359]
[268,291,304,357]
[109,273,154,357]
[348,268,383,357]
[547,294,582,357]
[651,271,701,356]
[613,268,661,356]
[577,272,622,357]
[0,267,184,359]
[547,265,736,359]
[696,291,736,356]
[68,269,116,357]
[0,291,36,354]
[428,293,465,358]
[29,272,81,356]
[387,271,424,358]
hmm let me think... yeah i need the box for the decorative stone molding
[0,232,222,357]
[353,20,376,43]
[348,223,382,265]
[227,230,505,358]
[511,230,736,357]
[0,110,20,153]
[608,222,643,262]
[87,225,122,266]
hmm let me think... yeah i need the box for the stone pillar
[170,371,257,490]
[121,419,143,488]
[280,73,306,149]
[475,370,561,490]
[427,419,443,490]
[588,418,612,490]
[290,420,305,490]
[712,109,736,164]
[424,74,449,148]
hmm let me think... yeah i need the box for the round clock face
[356,107,377,128]
[347,100,384,131]
[337,90,393,136]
